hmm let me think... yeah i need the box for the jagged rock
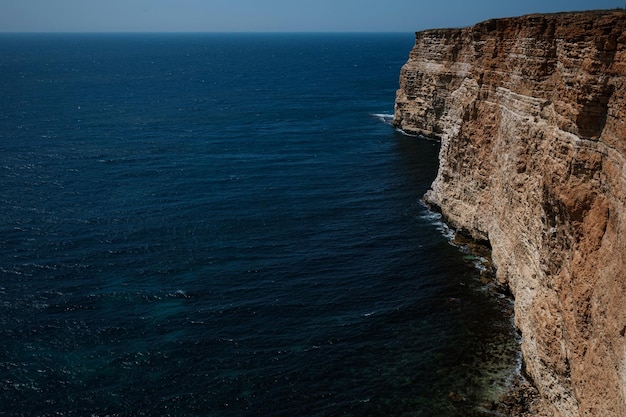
[394,10,626,417]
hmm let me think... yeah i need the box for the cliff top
[418,8,626,37]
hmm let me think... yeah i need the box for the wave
[369,113,440,143]
[418,201,496,280]
[369,113,394,125]
[395,127,420,137]
[418,200,456,242]
[394,128,442,142]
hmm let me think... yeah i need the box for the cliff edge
[394,10,626,416]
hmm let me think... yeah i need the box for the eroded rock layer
[394,10,626,417]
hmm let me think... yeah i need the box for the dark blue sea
[0,33,519,417]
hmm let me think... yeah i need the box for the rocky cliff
[394,10,626,416]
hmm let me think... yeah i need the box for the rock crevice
[394,10,626,416]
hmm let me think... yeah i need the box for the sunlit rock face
[394,10,626,417]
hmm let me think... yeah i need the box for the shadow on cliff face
[576,83,614,139]
[576,37,617,139]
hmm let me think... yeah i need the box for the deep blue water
[0,33,519,416]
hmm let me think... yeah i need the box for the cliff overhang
[394,9,626,417]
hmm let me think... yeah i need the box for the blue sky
[1,0,623,32]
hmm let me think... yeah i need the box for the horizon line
[0,30,420,35]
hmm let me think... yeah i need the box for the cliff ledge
[394,10,626,417]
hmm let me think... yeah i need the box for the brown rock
[448,391,466,403]
[394,9,626,417]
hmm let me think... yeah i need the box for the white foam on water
[395,127,420,137]
[369,113,394,125]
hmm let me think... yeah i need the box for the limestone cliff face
[394,10,626,417]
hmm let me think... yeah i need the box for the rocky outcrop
[394,10,626,417]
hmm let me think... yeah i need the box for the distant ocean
[0,33,519,416]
